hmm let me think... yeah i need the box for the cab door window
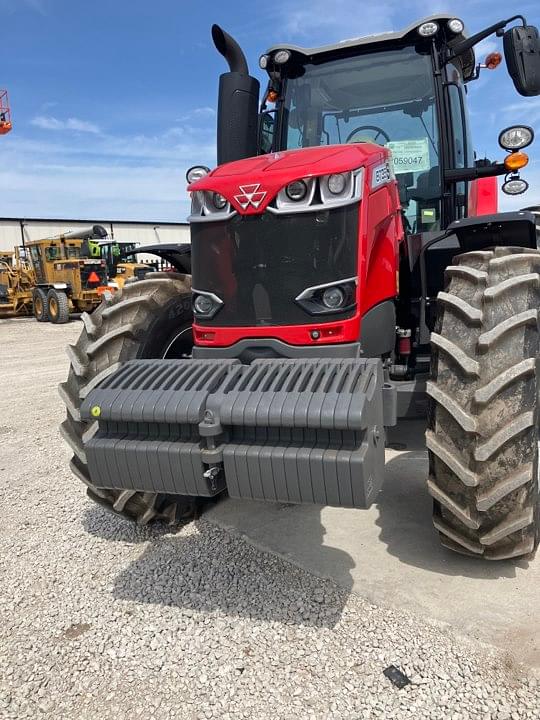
[446,67,471,218]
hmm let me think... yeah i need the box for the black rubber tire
[58,275,199,525]
[47,289,70,324]
[428,246,540,560]
[32,288,49,322]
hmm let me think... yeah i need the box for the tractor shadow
[376,419,530,579]
[85,502,352,628]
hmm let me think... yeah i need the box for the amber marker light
[485,52,502,70]
[504,152,529,171]
[267,89,279,103]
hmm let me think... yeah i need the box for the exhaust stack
[211,24,260,165]
[56,225,108,241]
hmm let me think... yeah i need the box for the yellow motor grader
[26,225,111,323]
[0,248,35,317]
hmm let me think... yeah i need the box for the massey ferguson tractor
[60,14,540,560]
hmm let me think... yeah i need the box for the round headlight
[418,21,439,37]
[186,165,210,184]
[447,18,464,34]
[194,294,214,315]
[259,54,269,69]
[285,179,308,201]
[273,49,291,64]
[502,178,529,195]
[327,173,347,195]
[498,126,534,151]
[322,286,345,309]
[212,192,227,210]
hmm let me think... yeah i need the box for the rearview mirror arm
[444,164,507,183]
[450,15,526,57]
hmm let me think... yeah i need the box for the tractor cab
[256,15,536,232]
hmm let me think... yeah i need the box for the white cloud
[0,0,47,14]
[276,0,398,41]
[177,106,216,124]
[30,115,101,134]
[1,123,216,221]
[502,97,540,125]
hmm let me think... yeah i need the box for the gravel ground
[1,317,539,720]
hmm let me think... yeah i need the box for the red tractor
[61,14,540,560]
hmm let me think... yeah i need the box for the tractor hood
[188,143,387,215]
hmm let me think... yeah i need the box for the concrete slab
[204,419,540,668]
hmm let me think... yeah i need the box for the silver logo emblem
[234,183,267,209]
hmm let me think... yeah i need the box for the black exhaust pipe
[211,24,259,165]
[211,25,249,75]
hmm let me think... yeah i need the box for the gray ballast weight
[81,357,387,508]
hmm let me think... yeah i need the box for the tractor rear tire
[33,288,49,322]
[59,274,199,525]
[47,289,70,324]
[428,246,540,560]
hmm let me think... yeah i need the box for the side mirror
[259,111,275,154]
[504,25,540,96]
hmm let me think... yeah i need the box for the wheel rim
[49,297,58,319]
[161,326,193,359]
[35,296,43,317]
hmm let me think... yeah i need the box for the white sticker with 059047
[386,138,430,174]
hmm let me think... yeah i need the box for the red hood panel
[189,144,387,215]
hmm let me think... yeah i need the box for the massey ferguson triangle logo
[234,183,267,210]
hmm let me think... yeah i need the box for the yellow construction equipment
[25,225,112,323]
[98,240,156,289]
[0,248,34,317]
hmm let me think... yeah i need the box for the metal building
[0,217,190,253]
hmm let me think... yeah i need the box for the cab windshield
[281,45,441,231]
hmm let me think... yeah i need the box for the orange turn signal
[504,151,529,171]
[485,52,502,70]
[266,89,279,103]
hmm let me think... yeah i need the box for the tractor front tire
[47,289,70,324]
[428,247,539,560]
[33,288,49,322]
[59,275,199,525]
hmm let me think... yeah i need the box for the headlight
[259,54,269,69]
[273,49,291,64]
[272,170,361,214]
[194,295,214,314]
[186,165,210,184]
[319,171,355,205]
[285,180,308,201]
[193,291,223,319]
[447,18,464,34]
[295,278,357,315]
[418,21,439,37]
[498,125,534,151]
[502,178,529,195]
[212,192,227,210]
[327,173,347,195]
[322,286,345,309]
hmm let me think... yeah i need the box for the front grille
[191,204,359,327]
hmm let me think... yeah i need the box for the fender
[449,211,537,252]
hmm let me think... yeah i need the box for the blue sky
[1,0,540,221]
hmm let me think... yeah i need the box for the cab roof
[266,14,475,79]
